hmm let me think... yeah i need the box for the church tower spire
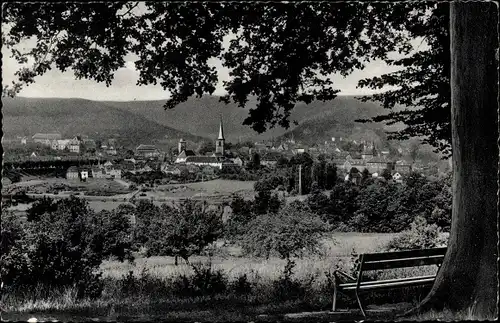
[218,115,225,140]
[215,115,225,155]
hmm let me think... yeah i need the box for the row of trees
[306,173,452,232]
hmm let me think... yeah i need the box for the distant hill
[277,113,390,146]
[1,97,206,148]
[103,95,395,143]
[2,95,405,149]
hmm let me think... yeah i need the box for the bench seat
[338,275,436,291]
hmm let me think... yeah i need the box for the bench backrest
[359,247,447,271]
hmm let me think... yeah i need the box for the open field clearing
[101,232,398,281]
[6,177,130,194]
[151,179,256,199]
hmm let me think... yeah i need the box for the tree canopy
[2,2,448,153]
[357,3,451,156]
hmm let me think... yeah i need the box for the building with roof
[394,160,412,173]
[92,167,107,179]
[33,133,62,146]
[175,149,196,163]
[393,172,404,183]
[66,166,79,180]
[178,138,187,154]
[366,157,392,174]
[136,144,161,159]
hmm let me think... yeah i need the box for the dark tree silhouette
[357,3,452,157]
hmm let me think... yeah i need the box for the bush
[254,174,286,192]
[172,262,228,297]
[272,261,304,301]
[1,210,31,287]
[385,216,448,251]
[230,273,253,295]
[2,197,133,299]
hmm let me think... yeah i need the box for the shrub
[172,262,228,297]
[230,273,253,295]
[225,194,254,240]
[272,260,307,301]
[386,216,448,251]
[1,210,31,287]
[2,197,133,299]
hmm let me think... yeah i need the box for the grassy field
[148,179,256,199]
[101,232,398,281]
[7,177,130,194]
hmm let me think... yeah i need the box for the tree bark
[408,2,499,318]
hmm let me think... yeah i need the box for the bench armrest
[334,269,356,282]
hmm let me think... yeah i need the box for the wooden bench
[332,247,447,317]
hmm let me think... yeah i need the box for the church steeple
[215,115,225,155]
[217,115,225,140]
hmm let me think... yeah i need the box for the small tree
[325,163,338,190]
[225,194,254,239]
[253,190,282,215]
[26,196,58,222]
[251,152,261,170]
[386,216,448,251]
[361,168,371,185]
[144,200,223,265]
[1,210,31,287]
[381,168,392,180]
[241,202,330,275]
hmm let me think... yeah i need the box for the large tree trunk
[409,2,498,318]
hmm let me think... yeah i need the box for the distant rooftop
[32,133,61,140]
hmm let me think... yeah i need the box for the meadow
[101,232,397,281]
[146,179,256,200]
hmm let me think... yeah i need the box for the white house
[80,169,89,180]
[392,172,403,183]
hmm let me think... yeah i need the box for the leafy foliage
[254,173,286,192]
[386,216,448,251]
[2,197,134,298]
[141,200,223,264]
[357,3,451,156]
[1,210,31,287]
[241,202,330,260]
[225,194,254,239]
[253,190,283,215]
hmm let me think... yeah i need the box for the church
[174,117,239,170]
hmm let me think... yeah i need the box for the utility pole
[298,164,302,195]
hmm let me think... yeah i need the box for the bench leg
[332,285,338,312]
[355,290,367,318]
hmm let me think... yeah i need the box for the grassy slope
[100,95,396,143]
[2,97,206,147]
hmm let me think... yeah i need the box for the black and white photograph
[1,2,498,322]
